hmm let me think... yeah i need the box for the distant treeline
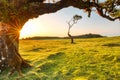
[21,33,105,40]
[21,36,61,40]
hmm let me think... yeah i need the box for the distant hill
[64,33,105,39]
[21,33,105,40]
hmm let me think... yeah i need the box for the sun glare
[20,19,46,39]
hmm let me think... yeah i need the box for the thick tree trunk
[0,22,31,74]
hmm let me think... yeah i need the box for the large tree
[0,0,120,75]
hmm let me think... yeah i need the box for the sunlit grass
[1,36,120,80]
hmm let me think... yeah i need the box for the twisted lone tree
[67,15,82,44]
[0,0,120,75]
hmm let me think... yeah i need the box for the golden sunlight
[20,19,47,39]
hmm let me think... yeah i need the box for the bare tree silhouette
[67,15,82,43]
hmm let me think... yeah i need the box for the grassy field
[0,37,120,80]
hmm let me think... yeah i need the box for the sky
[20,6,120,39]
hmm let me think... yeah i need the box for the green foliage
[1,36,120,80]
[0,0,28,26]
[100,0,120,18]
[0,0,13,22]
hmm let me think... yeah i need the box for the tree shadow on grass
[102,43,120,47]
[38,52,66,73]
[27,48,45,52]
[47,52,65,60]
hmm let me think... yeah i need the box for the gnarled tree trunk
[0,22,30,74]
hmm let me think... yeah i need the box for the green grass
[1,37,120,80]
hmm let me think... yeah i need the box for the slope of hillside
[0,37,120,80]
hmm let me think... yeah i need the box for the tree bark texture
[0,22,30,74]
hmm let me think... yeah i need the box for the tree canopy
[0,0,120,30]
